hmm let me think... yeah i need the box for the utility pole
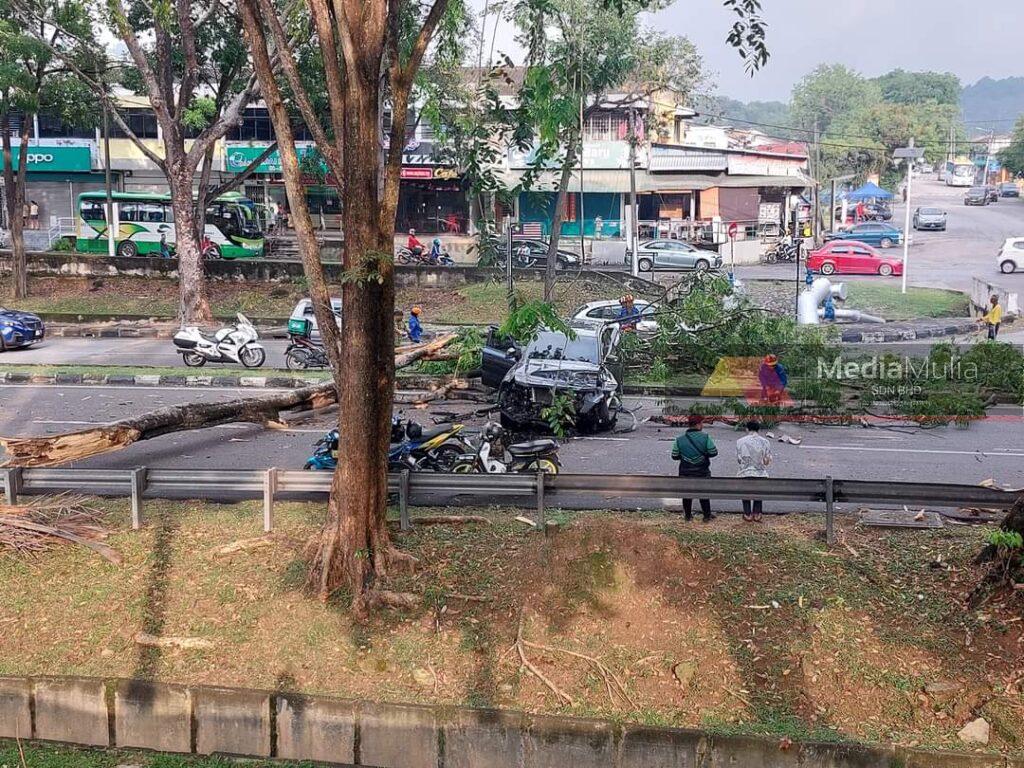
[812,120,821,243]
[895,140,924,295]
[627,107,639,277]
[981,129,995,185]
[102,102,115,258]
[830,178,837,233]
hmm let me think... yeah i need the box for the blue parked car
[825,222,904,248]
[0,308,45,351]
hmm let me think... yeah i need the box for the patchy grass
[1,501,1020,755]
[0,742,315,767]
[0,363,329,381]
[744,280,970,321]
[1,275,619,327]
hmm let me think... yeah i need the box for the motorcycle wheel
[431,443,463,472]
[285,347,310,370]
[303,461,315,470]
[528,458,559,475]
[397,249,412,264]
[452,461,476,474]
[182,351,206,367]
[240,345,266,368]
[440,255,454,266]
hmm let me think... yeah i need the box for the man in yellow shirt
[979,294,1003,340]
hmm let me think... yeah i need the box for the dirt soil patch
[0,275,620,326]
[1,502,1020,755]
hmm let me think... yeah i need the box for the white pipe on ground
[820,308,886,324]
[798,278,847,325]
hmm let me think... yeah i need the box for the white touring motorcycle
[172,313,266,368]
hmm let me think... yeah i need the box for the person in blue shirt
[617,294,641,331]
[408,306,423,343]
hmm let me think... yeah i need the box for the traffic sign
[727,222,738,239]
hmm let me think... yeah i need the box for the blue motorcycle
[303,418,470,472]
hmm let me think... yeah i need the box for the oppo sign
[13,146,92,171]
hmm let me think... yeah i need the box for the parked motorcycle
[452,422,561,474]
[285,335,329,370]
[172,313,266,368]
[303,418,471,472]
[764,240,797,264]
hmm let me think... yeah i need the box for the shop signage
[11,145,92,172]
[400,166,459,180]
[508,140,631,170]
[225,145,322,174]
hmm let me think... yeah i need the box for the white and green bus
[76,191,265,258]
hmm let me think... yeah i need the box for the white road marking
[799,444,1024,458]
[573,436,631,442]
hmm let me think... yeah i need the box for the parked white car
[997,238,1024,274]
[570,299,660,334]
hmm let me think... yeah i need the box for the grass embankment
[0,363,328,381]
[744,281,971,321]
[1,499,1020,754]
[0,275,615,325]
[0,742,312,768]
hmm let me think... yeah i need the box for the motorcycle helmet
[405,421,423,440]
[484,422,503,441]
[433,238,441,246]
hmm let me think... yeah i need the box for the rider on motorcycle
[408,228,425,257]
[428,237,443,265]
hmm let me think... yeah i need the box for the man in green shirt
[671,414,719,521]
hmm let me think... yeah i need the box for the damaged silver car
[481,325,622,432]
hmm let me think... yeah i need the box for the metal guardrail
[0,467,1017,545]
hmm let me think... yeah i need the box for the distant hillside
[961,77,1024,128]
[695,96,792,132]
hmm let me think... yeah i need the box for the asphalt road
[591,176,1024,295]
[3,337,295,368]
[2,385,1022,499]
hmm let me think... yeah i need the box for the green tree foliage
[998,116,1024,177]
[790,64,878,134]
[874,69,960,106]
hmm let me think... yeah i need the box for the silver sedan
[629,239,723,272]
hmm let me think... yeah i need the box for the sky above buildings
[477,0,1024,103]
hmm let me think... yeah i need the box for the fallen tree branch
[407,515,492,526]
[0,335,457,467]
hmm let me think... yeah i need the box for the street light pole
[894,140,924,295]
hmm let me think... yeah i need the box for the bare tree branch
[205,140,279,199]
[255,0,343,179]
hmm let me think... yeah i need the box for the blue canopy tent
[846,182,894,201]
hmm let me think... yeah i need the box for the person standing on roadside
[736,420,771,522]
[671,414,718,522]
[29,200,39,230]
[978,294,1003,340]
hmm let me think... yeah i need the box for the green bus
[76,191,265,258]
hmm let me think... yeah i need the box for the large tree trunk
[544,132,578,302]
[167,159,213,325]
[308,60,397,611]
[1,114,30,299]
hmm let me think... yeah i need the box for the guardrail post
[130,467,148,529]
[2,467,22,505]
[399,469,411,532]
[535,471,546,531]
[263,468,278,533]
[824,475,836,546]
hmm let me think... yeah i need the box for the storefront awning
[502,169,813,194]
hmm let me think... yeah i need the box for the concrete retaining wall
[0,676,1017,767]
[971,277,1020,319]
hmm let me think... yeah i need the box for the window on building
[110,109,159,139]
[37,112,95,139]
[228,108,274,141]
[583,112,627,142]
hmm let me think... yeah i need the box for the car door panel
[481,328,518,388]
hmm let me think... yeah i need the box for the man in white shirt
[736,420,771,522]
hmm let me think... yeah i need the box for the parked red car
[806,240,903,277]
